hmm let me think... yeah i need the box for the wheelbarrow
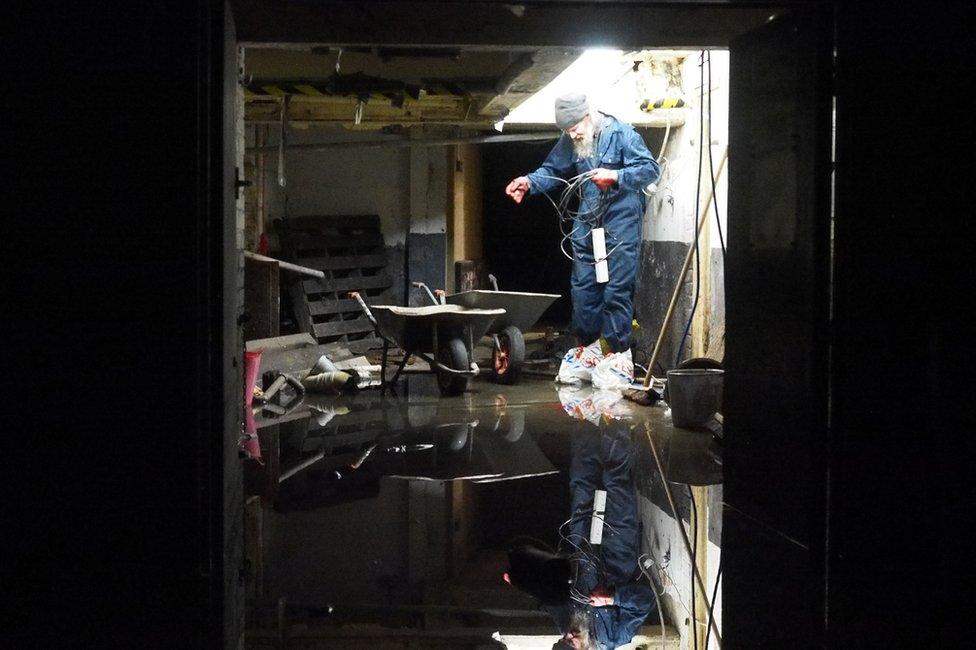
[349,292,505,396]
[444,274,560,384]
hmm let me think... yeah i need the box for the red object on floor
[244,350,262,408]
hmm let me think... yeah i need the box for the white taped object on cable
[592,227,609,283]
[590,490,607,544]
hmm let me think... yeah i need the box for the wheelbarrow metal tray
[445,290,560,333]
[370,304,505,351]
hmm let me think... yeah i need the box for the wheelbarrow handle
[348,292,379,329]
[411,282,439,305]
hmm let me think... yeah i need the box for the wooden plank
[292,232,385,250]
[288,280,315,336]
[692,485,710,650]
[287,214,380,231]
[245,333,317,352]
[297,253,388,271]
[313,318,374,338]
[308,298,361,316]
[308,290,394,316]
[273,219,317,337]
[346,336,385,353]
[303,273,393,294]
[244,256,280,341]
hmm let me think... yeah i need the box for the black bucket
[666,368,724,428]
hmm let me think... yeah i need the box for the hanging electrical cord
[634,458,671,650]
[534,170,620,264]
[704,554,723,650]
[638,553,671,649]
[675,51,707,366]
[557,509,614,606]
[706,51,727,257]
[658,121,671,164]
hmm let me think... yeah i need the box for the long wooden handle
[642,148,728,387]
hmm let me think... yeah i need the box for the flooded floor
[245,374,723,649]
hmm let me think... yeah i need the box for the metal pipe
[243,251,325,278]
[244,131,560,154]
[279,451,325,482]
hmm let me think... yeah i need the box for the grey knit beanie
[554,93,589,129]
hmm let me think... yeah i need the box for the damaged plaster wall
[635,51,728,371]
[408,141,449,305]
[639,491,722,650]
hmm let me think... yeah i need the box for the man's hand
[588,586,614,607]
[505,176,530,204]
[591,168,618,190]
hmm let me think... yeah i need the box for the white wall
[259,129,412,244]
[645,51,729,248]
[640,492,722,650]
[251,128,451,247]
[409,145,449,237]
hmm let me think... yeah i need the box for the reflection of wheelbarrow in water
[349,292,505,396]
[445,274,560,384]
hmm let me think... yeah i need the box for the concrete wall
[635,51,729,371]
[246,128,452,306]
[408,143,450,302]
[639,488,722,650]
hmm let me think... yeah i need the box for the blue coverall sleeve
[615,128,659,193]
[609,583,654,646]
[526,136,576,195]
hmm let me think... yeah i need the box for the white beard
[573,135,595,159]
[571,115,599,159]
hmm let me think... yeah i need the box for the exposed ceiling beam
[245,132,563,154]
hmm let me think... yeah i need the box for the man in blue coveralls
[506,93,659,390]
[503,405,654,649]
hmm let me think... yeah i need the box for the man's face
[563,632,584,649]
[564,114,591,142]
[565,114,596,158]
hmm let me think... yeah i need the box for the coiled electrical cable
[556,507,631,606]
[534,170,622,265]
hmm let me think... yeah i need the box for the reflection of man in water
[506,412,654,649]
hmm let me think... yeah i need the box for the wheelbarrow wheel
[437,337,470,397]
[492,325,525,385]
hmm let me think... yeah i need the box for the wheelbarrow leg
[468,325,476,369]
[389,352,412,386]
